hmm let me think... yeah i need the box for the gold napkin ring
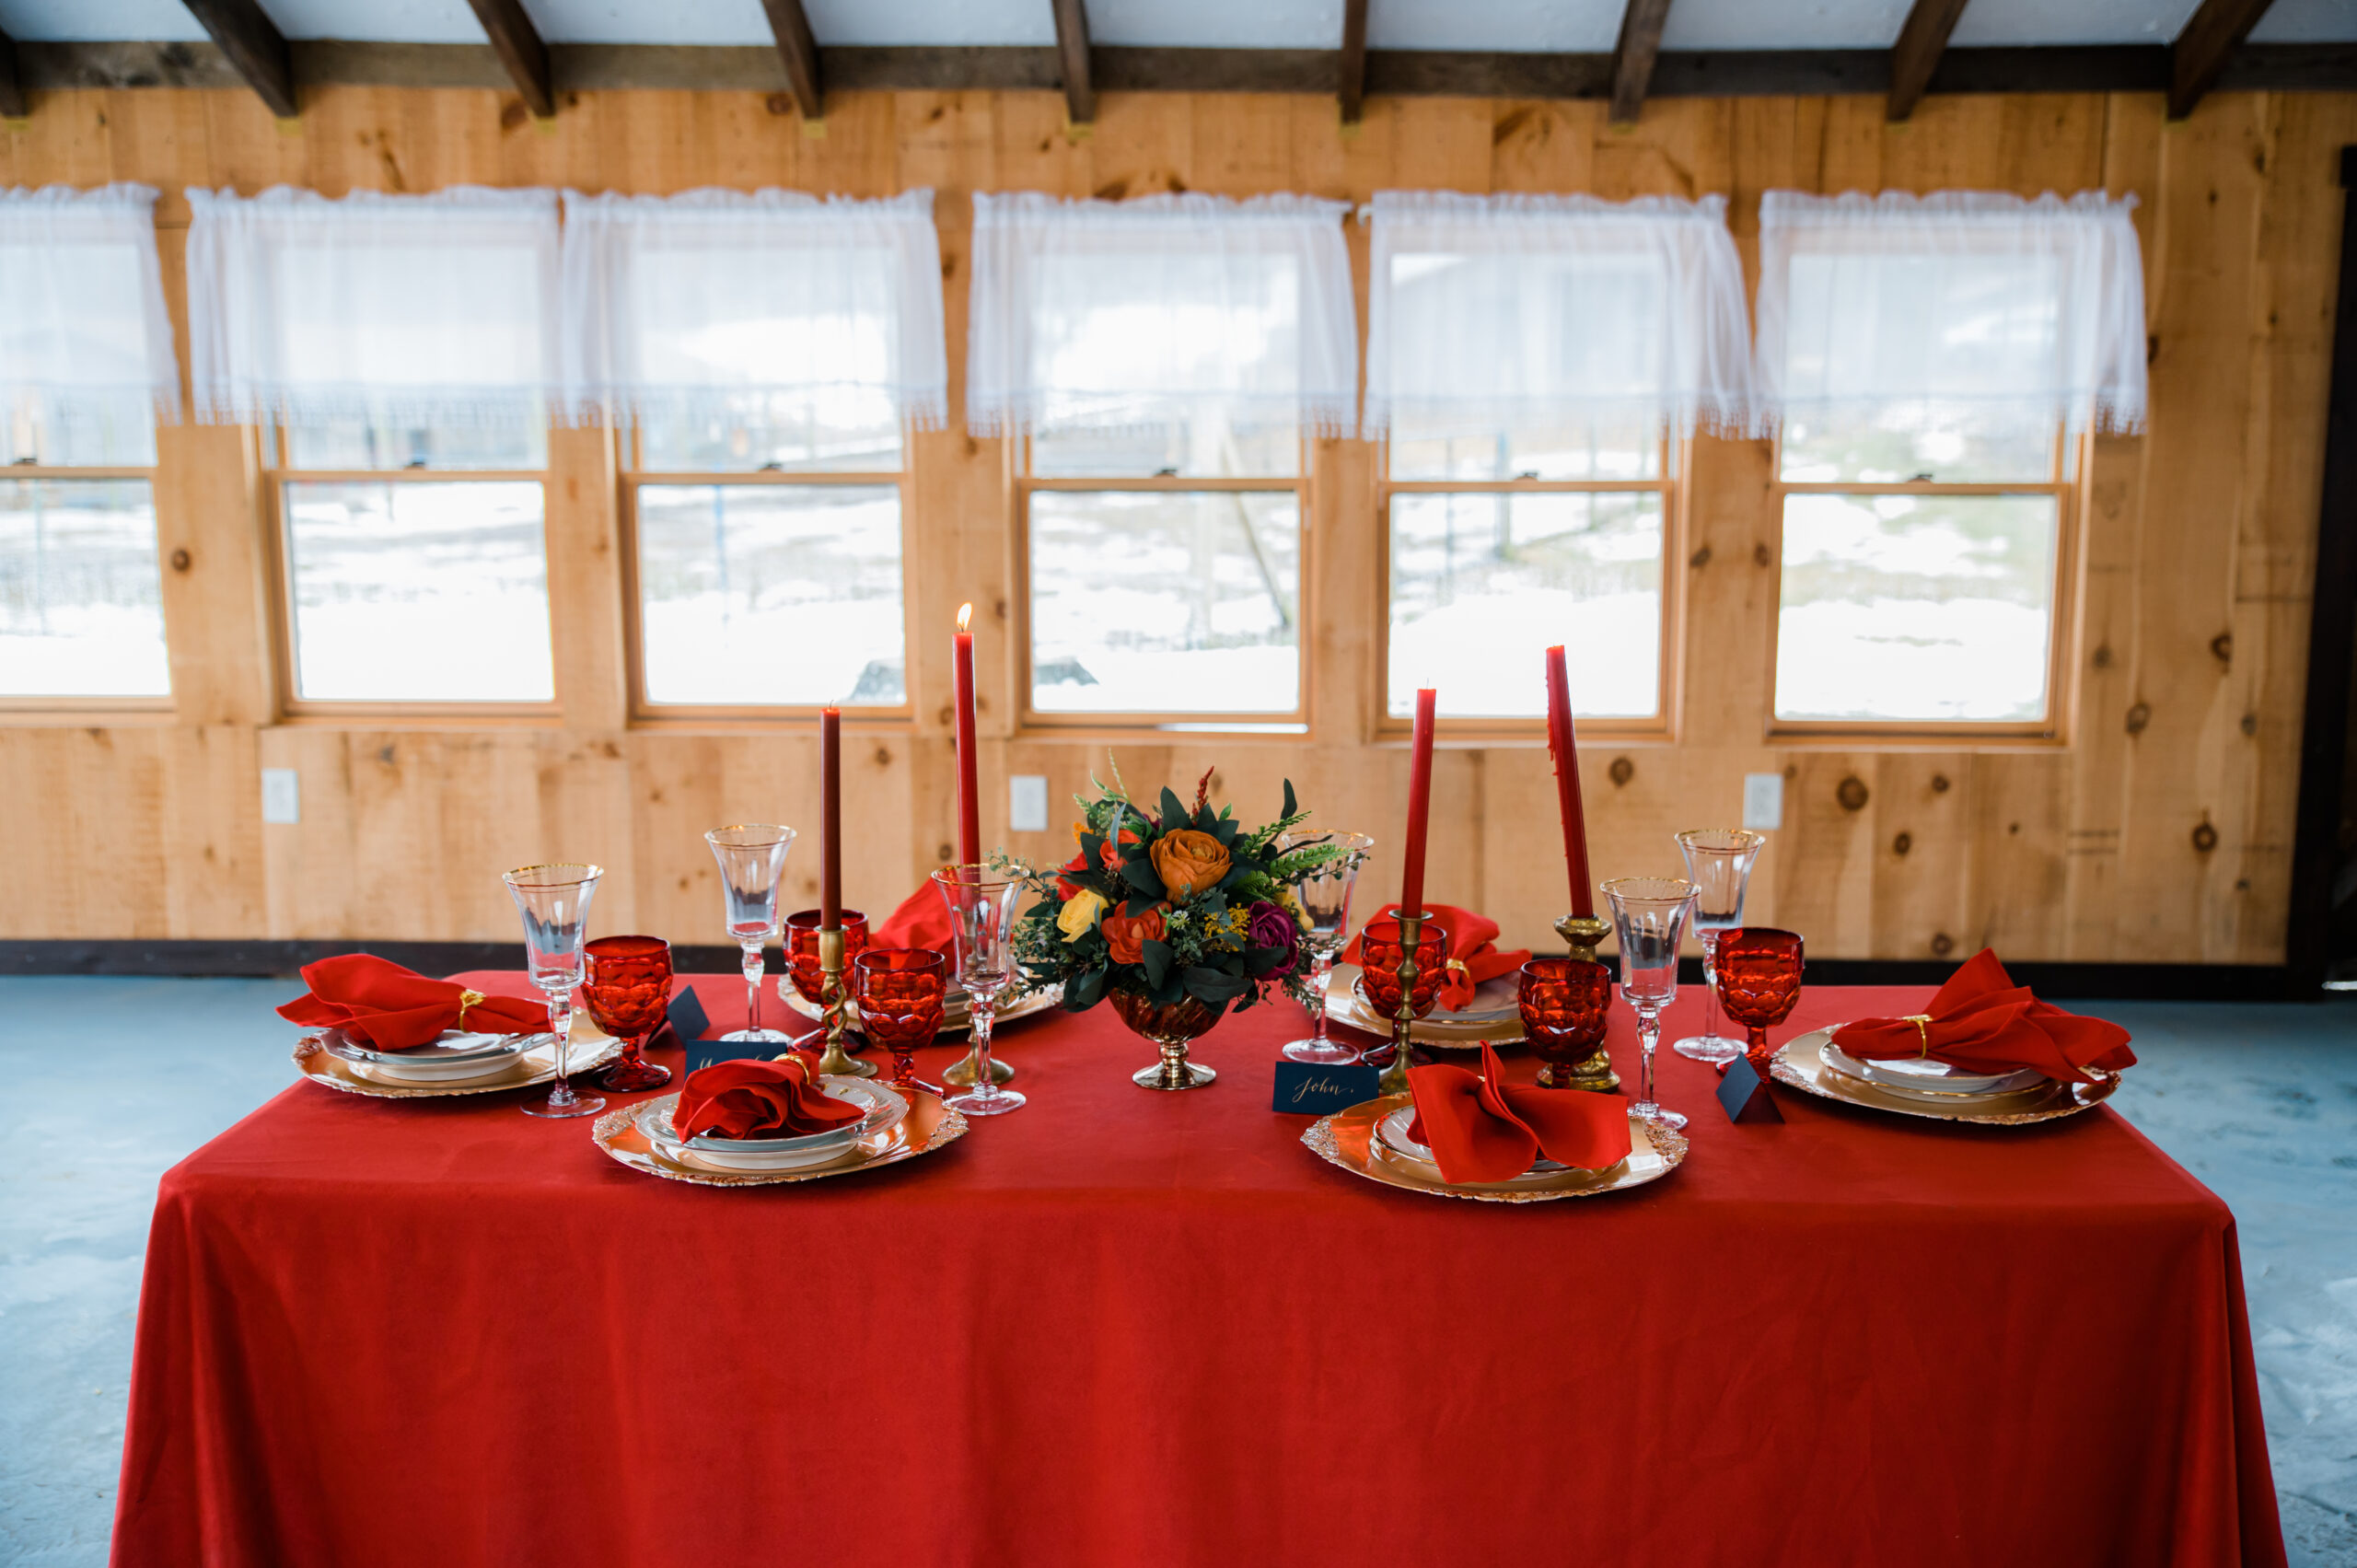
[456,988,488,1028]
[1901,1014,1933,1057]
[1445,958,1470,978]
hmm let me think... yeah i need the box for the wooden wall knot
[1929,773,1950,794]
[1929,933,1955,957]
[1836,775,1869,811]
[2125,702,2152,736]
[2210,631,2233,665]
[2191,818,2219,854]
[1608,756,1634,787]
[168,548,191,572]
[1892,830,1912,855]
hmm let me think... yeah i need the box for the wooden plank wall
[0,85,2347,963]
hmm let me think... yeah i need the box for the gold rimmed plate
[591,1086,966,1187]
[1302,1093,1685,1203]
[1771,1026,2119,1126]
[781,981,1062,1036]
[1326,966,1525,1050]
[294,1028,623,1099]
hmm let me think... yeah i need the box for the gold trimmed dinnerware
[295,1026,623,1099]
[590,1086,967,1187]
[1327,965,1526,1049]
[1770,1025,2119,1126]
[1301,1093,1685,1203]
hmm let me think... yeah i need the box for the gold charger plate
[590,1086,966,1187]
[1301,1093,1685,1203]
[781,981,1062,1036]
[1325,966,1524,1051]
[294,1028,623,1099]
[1770,1026,2119,1126]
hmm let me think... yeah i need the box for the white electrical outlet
[1742,772,1783,831]
[1009,774,1050,832]
[261,768,301,824]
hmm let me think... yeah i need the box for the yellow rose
[1149,829,1233,900]
[1057,889,1109,944]
[1273,886,1313,932]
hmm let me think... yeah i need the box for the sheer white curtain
[560,187,947,432]
[1755,190,2148,438]
[0,183,179,440]
[1364,191,1754,443]
[966,191,1357,440]
[185,185,561,429]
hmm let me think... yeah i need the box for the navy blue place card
[667,985,712,1044]
[1716,1056,1783,1124]
[683,1039,787,1074]
[1271,1060,1383,1116]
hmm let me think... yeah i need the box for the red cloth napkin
[276,954,549,1051]
[1341,903,1529,1012]
[671,1051,866,1141]
[1831,949,2136,1086]
[1405,1042,1632,1185]
[871,880,954,962]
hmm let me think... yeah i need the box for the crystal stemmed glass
[704,825,796,1045]
[1275,830,1375,1063]
[582,935,673,1092]
[930,866,1027,1117]
[1716,927,1805,1072]
[1673,829,1766,1065]
[1601,876,1698,1132]
[853,947,947,1091]
[503,862,604,1120]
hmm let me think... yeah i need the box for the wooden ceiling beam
[180,0,296,117]
[464,0,554,117]
[0,28,25,119]
[1052,0,1097,124]
[1609,0,1674,125]
[2169,0,2279,118]
[1887,0,1970,121]
[757,0,823,121]
[1339,0,1368,123]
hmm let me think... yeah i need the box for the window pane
[1774,492,2058,723]
[1388,492,1662,718]
[1387,414,1661,482]
[0,405,157,467]
[0,479,168,696]
[1030,424,1297,480]
[636,483,905,706]
[635,397,901,473]
[1778,409,2054,484]
[284,422,545,471]
[1028,491,1299,714]
[284,481,552,702]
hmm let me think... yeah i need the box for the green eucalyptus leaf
[1121,858,1167,899]
[1159,787,1189,830]
[1140,938,1174,990]
[1282,778,1297,819]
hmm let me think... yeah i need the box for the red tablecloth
[111,979,2283,1568]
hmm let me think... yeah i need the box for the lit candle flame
[957,602,972,634]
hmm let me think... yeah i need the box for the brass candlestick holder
[1376,907,1427,1098]
[811,927,876,1079]
[1552,912,1621,1093]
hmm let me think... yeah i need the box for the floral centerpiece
[998,762,1351,1089]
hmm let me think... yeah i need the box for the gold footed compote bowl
[1111,990,1220,1091]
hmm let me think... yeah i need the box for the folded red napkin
[870,880,954,962]
[1831,949,2136,1086]
[1405,1042,1631,1185]
[1341,903,1529,1012]
[276,954,549,1051]
[672,1051,866,1141]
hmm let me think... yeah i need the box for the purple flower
[1247,900,1301,977]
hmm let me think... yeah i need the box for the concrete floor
[0,978,2351,1566]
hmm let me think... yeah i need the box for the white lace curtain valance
[1755,190,2148,438]
[185,185,562,430]
[0,183,179,442]
[560,187,947,432]
[966,191,1358,440]
[1364,191,1755,442]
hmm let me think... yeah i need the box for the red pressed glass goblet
[785,909,870,1002]
[1519,957,1613,1087]
[853,947,947,1091]
[1715,927,1805,1072]
[1358,916,1451,1019]
[582,935,673,1092]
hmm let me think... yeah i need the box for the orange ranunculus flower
[1099,903,1167,966]
[1150,829,1232,900]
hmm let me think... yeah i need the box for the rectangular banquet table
[111,977,2283,1568]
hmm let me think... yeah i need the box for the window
[1755,191,2145,734]
[1364,192,1752,726]
[970,192,1355,727]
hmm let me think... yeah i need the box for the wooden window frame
[1373,436,1685,742]
[1762,430,2084,747]
[261,425,561,722]
[1012,435,1314,736]
[0,459,176,718]
[617,425,918,727]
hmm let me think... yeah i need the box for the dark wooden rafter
[0,28,25,119]
[2169,0,2279,118]
[180,0,296,117]
[757,0,823,120]
[1052,0,1097,124]
[464,0,553,117]
[1887,0,1970,121]
[1339,0,1368,123]
[1609,0,1674,125]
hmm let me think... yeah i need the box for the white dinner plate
[640,1078,910,1171]
[1821,1039,2048,1099]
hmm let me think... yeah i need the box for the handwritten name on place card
[1271,1061,1382,1115]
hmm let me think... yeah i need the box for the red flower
[1098,820,1144,872]
[1055,850,1092,900]
[1099,903,1167,966]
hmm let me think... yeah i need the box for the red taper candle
[1399,687,1436,918]
[1543,645,1595,918]
[819,706,842,928]
[953,603,981,868]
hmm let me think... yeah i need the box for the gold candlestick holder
[1376,907,1427,1098]
[811,927,876,1079]
[1552,912,1620,1093]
